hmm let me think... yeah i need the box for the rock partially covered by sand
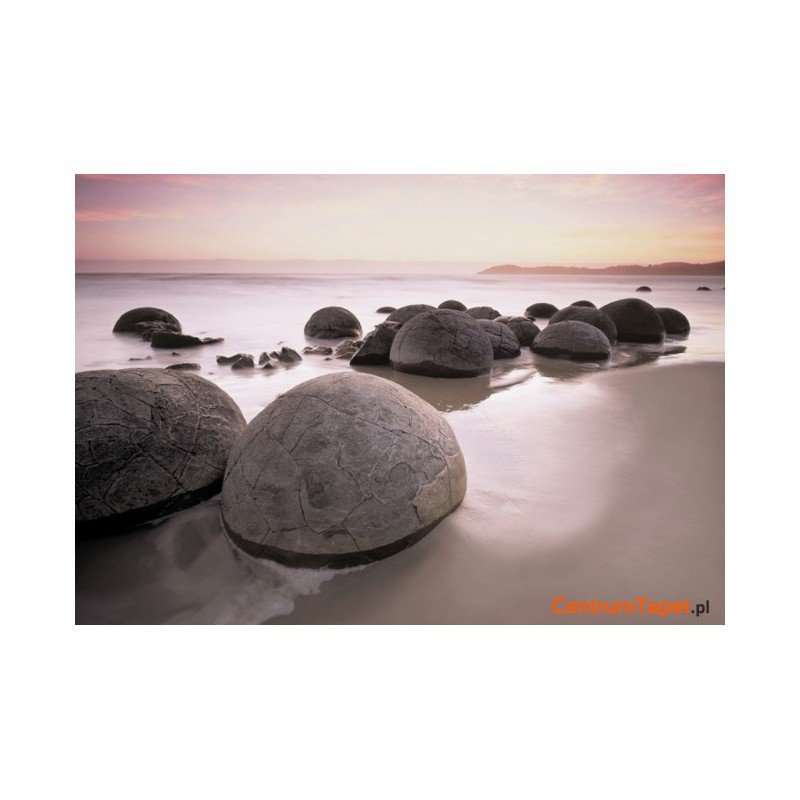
[570,300,595,308]
[386,304,436,327]
[304,306,362,338]
[76,369,246,535]
[600,298,665,343]
[502,316,540,346]
[655,307,691,335]
[351,322,398,365]
[636,286,652,292]
[532,320,611,360]
[221,372,467,567]
[438,300,467,311]
[478,319,521,358]
[113,307,181,333]
[151,332,223,348]
[390,309,493,378]
[548,306,618,343]
[524,302,559,319]
[465,306,501,320]
[376,306,396,313]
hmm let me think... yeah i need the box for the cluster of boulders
[112,307,224,348]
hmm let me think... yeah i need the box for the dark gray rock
[334,339,362,359]
[217,353,253,365]
[151,332,223,348]
[438,300,467,311]
[231,355,255,369]
[502,316,540,346]
[304,306,362,338]
[128,356,152,361]
[697,286,711,291]
[76,369,245,535]
[655,307,691,335]
[524,302,559,319]
[113,307,181,333]
[376,306,396,313]
[259,352,271,365]
[221,372,467,567]
[478,319,521,358]
[569,300,595,308]
[277,347,302,364]
[532,320,611,360]
[600,298,665,343]
[351,323,398,365]
[465,306,501,320]
[302,345,333,356]
[134,320,182,340]
[166,363,200,371]
[636,286,652,292]
[548,306,617,343]
[390,309,493,378]
[385,304,436,327]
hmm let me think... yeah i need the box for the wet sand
[271,361,724,624]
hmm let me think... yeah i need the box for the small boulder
[376,306,396,313]
[636,286,652,292]
[304,306,362,338]
[334,339,362,359]
[478,319,521,359]
[231,355,255,369]
[151,332,223,348]
[569,300,595,308]
[302,345,333,356]
[465,306,501,320]
[548,306,617,343]
[277,347,302,364]
[386,304,437,327]
[532,320,611,361]
[502,316,540,346]
[438,300,467,311]
[524,302,559,319]
[351,323,399,365]
[217,353,253,365]
[697,286,712,291]
[128,356,152,362]
[112,307,181,333]
[600,298,665,343]
[166,363,201,371]
[390,309,493,378]
[655,307,691,335]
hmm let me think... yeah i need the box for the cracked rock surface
[532,320,611,360]
[655,307,691,335]
[524,302,559,319]
[221,372,467,567]
[390,309,494,378]
[600,298,665,343]
[438,299,467,311]
[548,306,618,344]
[465,306,501,320]
[569,300,595,308]
[304,306,362,338]
[113,307,181,333]
[501,316,540,346]
[385,304,436,327]
[76,369,246,534]
[478,319,521,358]
[350,322,398,365]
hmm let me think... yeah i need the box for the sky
[75,174,724,272]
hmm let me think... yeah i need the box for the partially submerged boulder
[151,332,223,348]
[600,298,665,343]
[376,306,396,313]
[76,369,245,535]
[166,363,200,371]
[231,355,255,369]
[502,316,540,346]
[221,372,467,567]
[465,306,501,320]
[438,300,467,311]
[655,307,691,335]
[302,345,333,356]
[531,320,611,360]
[569,300,595,308]
[350,322,399,365]
[524,302,559,319]
[112,307,181,333]
[386,304,436,327]
[548,306,617,343]
[276,347,302,364]
[390,309,493,378]
[478,319,521,358]
[304,306,362,338]
[636,286,652,292]
[697,286,711,291]
[217,353,253,365]
[135,320,182,341]
[334,339,362,359]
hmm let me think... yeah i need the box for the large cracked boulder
[438,300,467,311]
[221,372,467,567]
[76,369,246,536]
[385,304,436,327]
[112,307,181,333]
[478,319,521,358]
[548,306,618,343]
[304,306,361,338]
[501,316,540,346]
[350,322,398,365]
[390,309,493,378]
[465,306,501,320]
[525,302,559,319]
[655,307,691,335]
[532,320,611,360]
[600,298,665,343]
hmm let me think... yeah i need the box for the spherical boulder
[438,300,467,311]
[385,303,436,327]
[531,321,611,361]
[524,302,559,319]
[113,307,181,333]
[221,372,467,567]
[636,286,652,292]
[478,319,521,358]
[376,306,396,313]
[390,309,493,378]
[501,315,540,346]
[76,369,246,535]
[465,306,501,320]
[569,300,595,308]
[548,306,618,343]
[600,298,665,343]
[304,306,362,338]
[655,307,691,335]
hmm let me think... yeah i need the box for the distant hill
[480,261,725,276]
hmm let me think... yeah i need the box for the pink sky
[75,174,724,269]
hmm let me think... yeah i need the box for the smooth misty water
[75,273,725,624]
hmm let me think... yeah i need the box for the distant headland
[479,261,725,276]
